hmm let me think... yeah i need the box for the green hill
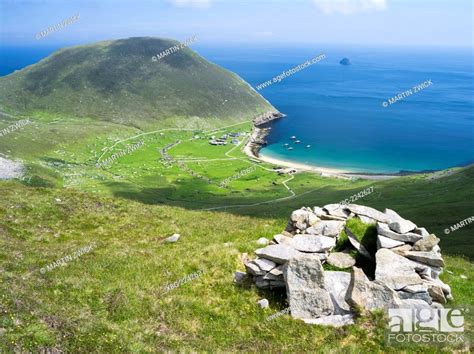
[0,37,273,127]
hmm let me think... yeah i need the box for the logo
[387,307,466,345]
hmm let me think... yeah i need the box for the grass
[0,182,472,352]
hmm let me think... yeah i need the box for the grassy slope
[0,37,273,129]
[0,182,472,352]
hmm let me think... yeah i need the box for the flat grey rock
[255,244,301,264]
[398,299,434,310]
[375,249,424,290]
[384,208,405,223]
[291,234,336,253]
[377,223,423,243]
[357,214,377,224]
[347,267,401,310]
[398,290,432,304]
[404,251,445,268]
[303,314,355,327]
[245,261,266,276]
[323,204,350,218]
[326,252,356,269]
[254,258,277,272]
[377,235,405,249]
[347,204,390,223]
[284,254,334,320]
[389,219,417,234]
[324,271,352,314]
[306,220,345,237]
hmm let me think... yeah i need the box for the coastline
[243,122,401,180]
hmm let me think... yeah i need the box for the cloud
[313,0,387,15]
[167,0,212,8]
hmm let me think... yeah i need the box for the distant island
[339,58,351,65]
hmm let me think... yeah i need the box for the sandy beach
[243,126,400,180]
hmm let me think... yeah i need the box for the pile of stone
[236,203,452,326]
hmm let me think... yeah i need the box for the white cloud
[167,0,212,8]
[313,0,387,15]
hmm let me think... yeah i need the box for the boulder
[256,237,269,246]
[404,251,445,268]
[375,249,424,290]
[326,253,356,269]
[305,220,345,237]
[377,235,405,249]
[377,223,423,243]
[412,234,440,252]
[291,234,336,253]
[255,244,301,264]
[346,267,401,310]
[290,209,310,230]
[347,204,390,223]
[284,254,334,319]
[324,271,352,314]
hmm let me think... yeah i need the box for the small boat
[306,145,311,148]
[294,140,301,144]
[290,136,296,139]
[284,143,289,147]
[288,147,293,150]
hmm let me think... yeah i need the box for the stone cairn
[236,203,452,326]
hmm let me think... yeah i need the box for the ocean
[197,44,474,174]
[1,43,473,173]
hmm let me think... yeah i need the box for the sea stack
[339,58,351,66]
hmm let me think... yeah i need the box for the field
[1,111,473,351]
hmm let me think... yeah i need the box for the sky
[0,0,472,48]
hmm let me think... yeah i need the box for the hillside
[0,181,472,352]
[0,37,273,127]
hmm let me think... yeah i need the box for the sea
[1,43,473,174]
